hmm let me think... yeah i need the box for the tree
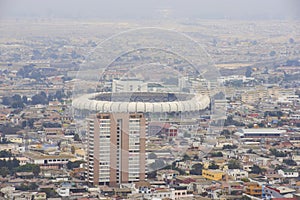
[71,146,76,154]
[220,130,231,137]
[283,159,297,166]
[190,163,203,175]
[55,90,65,101]
[193,155,199,160]
[21,121,27,128]
[270,148,287,157]
[31,93,48,105]
[224,116,245,126]
[246,149,253,154]
[66,160,85,170]
[22,96,28,104]
[12,94,22,103]
[228,159,241,169]
[211,152,223,157]
[32,165,41,177]
[269,51,276,56]
[208,161,219,169]
[222,145,238,150]
[241,196,252,200]
[16,164,40,177]
[183,154,191,161]
[40,188,59,198]
[241,178,250,182]
[2,96,11,105]
[74,133,81,141]
[40,91,47,99]
[275,165,285,171]
[147,170,157,179]
[251,165,265,174]
[16,182,38,191]
[245,67,252,77]
[0,167,9,177]
[12,157,20,168]
[27,119,35,129]
[0,150,13,158]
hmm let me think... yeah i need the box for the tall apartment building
[86,113,146,186]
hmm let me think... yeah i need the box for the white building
[150,187,193,200]
[234,128,286,138]
[278,169,299,178]
[112,78,147,92]
[265,186,296,199]
[25,152,74,169]
[227,169,249,181]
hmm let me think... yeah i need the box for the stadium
[72,91,210,114]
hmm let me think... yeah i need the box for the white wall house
[278,169,299,178]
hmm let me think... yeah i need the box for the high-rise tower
[86,112,146,186]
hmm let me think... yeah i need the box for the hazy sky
[0,0,300,20]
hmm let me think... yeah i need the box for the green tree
[31,93,48,105]
[12,157,20,168]
[22,96,28,104]
[16,183,38,191]
[208,161,219,169]
[147,170,157,179]
[40,188,59,198]
[211,152,223,157]
[66,160,85,170]
[16,164,40,177]
[0,167,9,177]
[71,146,76,154]
[220,130,231,136]
[270,148,287,157]
[269,51,276,56]
[241,178,250,182]
[0,150,13,157]
[245,67,252,77]
[190,163,203,175]
[251,165,265,174]
[228,159,241,169]
[27,119,35,129]
[182,154,191,161]
[241,196,252,200]
[274,165,285,171]
[74,133,81,141]
[222,144,238,150]
[283,159,297,166]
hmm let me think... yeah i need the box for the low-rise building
[235,128,286,139]
[265,186,296,199]
[202,169,224,181]
[157,169,180,181]
[245,182,262,197]
[227,169,248,181]
[33,192,47,200]
[25,151,74,169]
[278,169,299,178]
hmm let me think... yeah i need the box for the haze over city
[0,1,300,200]
[1,0,300,20]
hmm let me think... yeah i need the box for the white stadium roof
[72,92,210,113]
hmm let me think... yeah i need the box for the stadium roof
[72,92,210,113]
